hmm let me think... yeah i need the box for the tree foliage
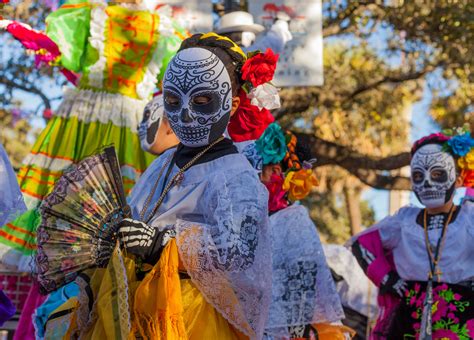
[0,108,39,168]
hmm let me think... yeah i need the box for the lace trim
[112,247,132,338]
[135,6,176,100]
[55,87,146,131]
[88,2,107,88]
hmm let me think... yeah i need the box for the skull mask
[138,94,164,152]
[410,143,457,208]
[163,47,233,147]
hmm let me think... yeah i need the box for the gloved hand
[380,271,407,298]
[118,218,175,264]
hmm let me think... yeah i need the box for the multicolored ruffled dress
[0,0,183,271]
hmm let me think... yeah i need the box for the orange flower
[282,169,318,201]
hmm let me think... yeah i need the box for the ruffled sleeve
[45,0,92,72]
[376,207,411,250]
[175,169,271,340]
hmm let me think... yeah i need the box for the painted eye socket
[190,92,221,115]
[430,168,448,183]
[412,170,424,184]
[164,93,180,106]
[192,95,212,105]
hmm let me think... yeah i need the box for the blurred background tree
[2,0,473,241]
[0,108,40,168]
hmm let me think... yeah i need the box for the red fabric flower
[228,90,274,142]
[241,48,279,87]
[264,174,288,213]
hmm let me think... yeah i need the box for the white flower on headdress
[248,83,281,111]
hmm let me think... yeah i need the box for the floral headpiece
[228,48,280,142]
[412,125,474,188]
[244,122,318,212]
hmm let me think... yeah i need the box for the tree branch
[0,76,51,109]
[342,64,437,104]
[304,133,411,170]
[323,3,360,37]
[351,168,411,190]
[298,133,412,190]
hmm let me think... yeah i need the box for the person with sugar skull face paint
[350,130,474,339]
[112,33,273,339]
[30,33,274,340]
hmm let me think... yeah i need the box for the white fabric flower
[248,83,281,111]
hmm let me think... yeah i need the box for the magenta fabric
[356,229,401,340]
[13,283,46,340]
[357,231,392,286]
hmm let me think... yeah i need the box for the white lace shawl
[128,150,272,339]
[265,205,344,337]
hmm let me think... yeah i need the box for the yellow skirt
[43,241,352,339]
[132,239,246,340]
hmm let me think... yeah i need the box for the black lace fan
[35,146,130,294]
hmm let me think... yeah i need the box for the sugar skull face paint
[163,47,233,147]
[138,94,164,152]
[411,143,456,208]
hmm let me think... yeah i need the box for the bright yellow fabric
[95,6,160,98]
[77,247,137,339]
[132,239,187,339]
[132,240,247,340]
[180,279,247,340]
[44,242,249,339]
[312,323,355,340]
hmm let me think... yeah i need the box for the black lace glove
[380,270,408,298]
[118,218,175,264]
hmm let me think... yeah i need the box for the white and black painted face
[162,47,233,147]
[138,95,164,152]
[411,143,457,208]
